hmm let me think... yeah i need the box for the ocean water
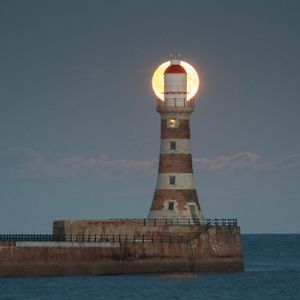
[0,234,299,300]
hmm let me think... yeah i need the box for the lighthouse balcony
[156,98,195,113]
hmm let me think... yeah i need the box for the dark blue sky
[0,0,299,233]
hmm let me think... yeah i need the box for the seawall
[0,225,243,277]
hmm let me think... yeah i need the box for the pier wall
[0,226,243,277]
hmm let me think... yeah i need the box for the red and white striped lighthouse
[148,59,204,221]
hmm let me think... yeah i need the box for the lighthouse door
[189,204,198,221]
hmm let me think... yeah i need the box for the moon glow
[152,60,200,101]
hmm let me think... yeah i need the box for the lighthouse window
[168,202,174,211]
[169,119,177,128]
[169,176,176,185]
[170,141,176,150]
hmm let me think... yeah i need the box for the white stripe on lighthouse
[155,173,196,190]
[148,208,195,220]
[160,139,191,154]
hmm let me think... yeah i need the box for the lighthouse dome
[164,62,186,74]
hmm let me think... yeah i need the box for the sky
[0,0,299,233]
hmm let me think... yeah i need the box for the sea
[0,234,299,300]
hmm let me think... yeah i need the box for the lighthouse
[148,59,204,221]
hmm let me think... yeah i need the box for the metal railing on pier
[108,218,238,227]
[0,234,54,242]
[0,234,189,244]
[0,219,238,243]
